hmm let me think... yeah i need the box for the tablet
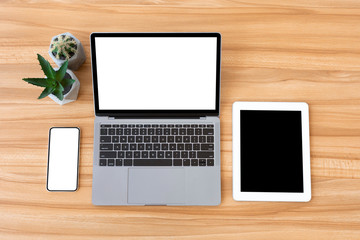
[232,102,311,202]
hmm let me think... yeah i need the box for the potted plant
[49,32,86,70]
[22,54,80,105]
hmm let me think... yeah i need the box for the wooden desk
[1,1,360,239]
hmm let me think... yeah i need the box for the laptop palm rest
[128,168,186,205]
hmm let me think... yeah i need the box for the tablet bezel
[232,102,311,202]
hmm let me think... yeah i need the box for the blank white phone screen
[47,128,79,191]
[95,37,217,110]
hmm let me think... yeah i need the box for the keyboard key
[156,128,162,135]
[187,129,194,135]
[118,151,125,158]
[174,159,182,166]
[99,159,106,166]
[100,144,113,150]
[199,159,206,166]
[148,129,155,135]
[128,136,135,142]
[142,151,149,158]
[153,144,160,150]
[100,151,116,158]
[100,129,107,135]
[170,144,176,150]
[183,124,190,127]
[203,129,214,135]
[175,124,182,127]
[150,151,156,158]
[175,136,182,142]
[164,129,170,135]
[197,151,214,158]
[191,136,198,143]
[130,144,136,150]
[108,128,115,135]
[116,159,122,166]
[201,144,214,150]
[146,144,152,150]
[134,159,172,166]
[171,129,179,135]
[152,136,159,142]
[136,124,143,127]
[136,136,143,142]
[108,159,115,166]
[120,136,127,142]
[144,136,151,142]
[132,129,139,135]
[124,129,131,135]
[195,128,202,135]
[152,124,159,128]
[161,143,169,150]
[177,144,184,150]
[138,144,145,150]
[134,151,140,158]
[124,159,132,166]
[207,136,214,143]
[157,151,164,158]
[122,144,129,150]
[183,159,190,166]
[140,128,147,135]
[199,136,206,143]
[112,136,119,143]
[116,129,123,135]
[183,136,190,142]
[191,124,198,127]
[207,124,214,127]
[181,151,188,158]
[179,128,186,135]
[191,159,199,166]
[207,159,214,166]
[100,136,111,143]
[173,151,180,158]
[126,151,133,158]
[199,124,206,127]
[193,144,200,150]
[165,151,172,158]
[114,144,121,150]
[120,124,127,128]
[101,124,111,127]
[129,124,135,128]
[144,124,151,127]
[160,136,167,142]
[189,151,196,158]
[160,124,166,127]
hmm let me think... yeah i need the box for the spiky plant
[22,54,75,101]
[50,34,77,60]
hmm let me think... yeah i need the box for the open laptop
[90,32,221,205]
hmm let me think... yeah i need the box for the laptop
[90,32,221,206]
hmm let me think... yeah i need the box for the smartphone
[47,127,80,191]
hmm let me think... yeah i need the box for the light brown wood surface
[1,0,360,239]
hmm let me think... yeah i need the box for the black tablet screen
[240,110,304,192]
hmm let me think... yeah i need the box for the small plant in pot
[49,32,86,70]
[22,54,80,105]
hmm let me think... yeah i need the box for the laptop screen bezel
[90,32,221,117]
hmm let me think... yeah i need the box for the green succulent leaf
[57,81,64,92]
[52,88,64,101]
[22,78,51,87]
[61,78,75,88]
[37,54,55,79]
[55,60,68,81]
[38,86,55,99]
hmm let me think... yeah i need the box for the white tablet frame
[232,102,311,202]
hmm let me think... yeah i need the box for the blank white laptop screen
[95,37,217,110]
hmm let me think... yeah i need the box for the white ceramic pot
[49,32,86,70]
[48,69,80,105]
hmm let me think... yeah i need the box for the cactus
[50,34,77,60]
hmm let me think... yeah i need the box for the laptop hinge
[111,116,205,120]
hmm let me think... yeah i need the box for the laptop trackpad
[128,168,186,205]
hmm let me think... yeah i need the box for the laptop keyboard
[98,124,215,167]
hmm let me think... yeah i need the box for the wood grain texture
[1,0,360,239]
